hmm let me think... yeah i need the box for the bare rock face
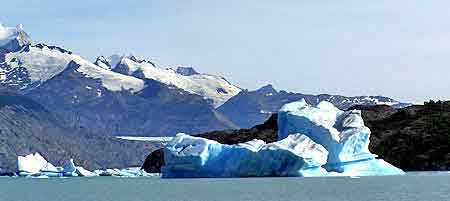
[364,101,450,171]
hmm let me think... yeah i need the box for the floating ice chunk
[278,99,404,175]
[17,153,57,174]
[278,99,374,165]
[90,167,152,177]
[162,133,328,178]
[17,154,92,177]
[76,166,96,177]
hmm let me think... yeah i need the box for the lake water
[1,172,450,201]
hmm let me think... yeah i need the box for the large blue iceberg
[163,133,329,178]
[162,99,405,178]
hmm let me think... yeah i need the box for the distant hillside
[353,100,450,171]
[0,93,156,172]
[218,84,409,128]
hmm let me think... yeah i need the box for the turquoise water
[1,173,450,201]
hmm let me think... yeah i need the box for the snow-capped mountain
[112,56,241,107]
[1,43,144,93]
[0,24,237,136]
[28,60,237,136]
[218,84,409,128]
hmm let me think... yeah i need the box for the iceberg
[75,166,96,177]
[92,167,152,177]
[17,153,58,176]
[278,99,404,176]
[15,152,153,178]
[162,133,329,178]
[17,153,92,177]
[162,99,404,178]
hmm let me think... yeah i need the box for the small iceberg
[92,167,153,177]
[17,153,88,177]
[76,166,96,177]
[16,153,153,178]
[17,153,60,177]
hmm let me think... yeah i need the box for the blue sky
[2,0,450,103]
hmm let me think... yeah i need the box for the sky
[1,0,450,103]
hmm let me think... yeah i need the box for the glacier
[162,99,404,178]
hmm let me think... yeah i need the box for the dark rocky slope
[143,101,450,172]
[0,93,156,172]
[353,101,450,171]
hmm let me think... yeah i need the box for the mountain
[28,60,237,136]
[0,24,409,137]
[218,84,409,128]
[0,24,237,137]
[0,93,156,172]
[1,43,78,92]
[112,56,241,107]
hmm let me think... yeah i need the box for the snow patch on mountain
[4,45,76,83]
[115,57,241,107]
[74,59,145,92]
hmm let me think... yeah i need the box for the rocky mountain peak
[256,84,278,95]
[175,66,199,76]
[94,56,112,70]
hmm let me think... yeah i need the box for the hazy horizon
[2,0,450,103]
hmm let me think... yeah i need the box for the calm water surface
[1,173,450,201]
